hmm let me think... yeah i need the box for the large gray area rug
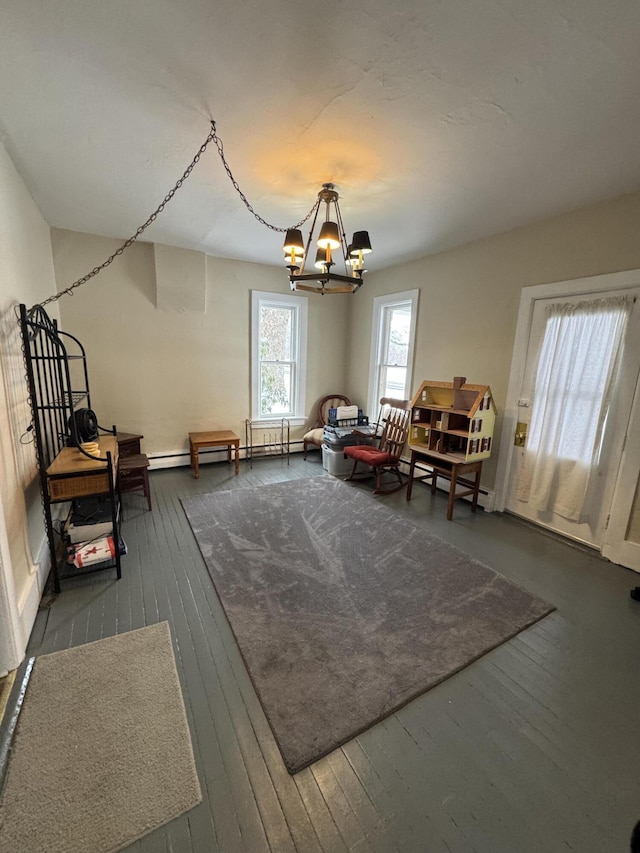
[183,477,554,773]
[0,622,202,853]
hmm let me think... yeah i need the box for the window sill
[250,416,306,427]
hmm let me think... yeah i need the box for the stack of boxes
[321,406,376,476]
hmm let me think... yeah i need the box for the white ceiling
[2,0,640,272]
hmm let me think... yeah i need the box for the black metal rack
[18,304,121,593]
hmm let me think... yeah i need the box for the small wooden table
[116,431,144,456]
[189,430,240,478]
[406,447,482,520]
[46,436,119,501]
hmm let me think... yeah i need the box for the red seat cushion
[344,446,393,465]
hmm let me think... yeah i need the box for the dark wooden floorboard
[24,453,640,853]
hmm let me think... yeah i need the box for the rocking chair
[344,397,411,495]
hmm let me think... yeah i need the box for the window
[527,299,631,463]
[367,290,419,412]
[518,295,632,520]
[251,291,307,422]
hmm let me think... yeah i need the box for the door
[602,369,640,570]
[496,270,640,569]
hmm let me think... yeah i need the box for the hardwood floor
[25,454,640,852]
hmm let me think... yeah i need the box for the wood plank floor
[26,454,640,852]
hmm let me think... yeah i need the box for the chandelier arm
[290,272,357,285]
[333,198,350,271]
[299,202,323,277]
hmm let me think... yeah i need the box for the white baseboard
[148,442,305,470]
[14,536,50,664]
[147,448,495,510]
[147,452,190,470]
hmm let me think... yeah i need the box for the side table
[189,430,240,478]
[406,448,482,520]
[116,431,143,456]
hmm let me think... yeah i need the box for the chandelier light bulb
[350,231,372,255]
[283,229,305,262]
[317,221,340,250]
[314,248,329,270]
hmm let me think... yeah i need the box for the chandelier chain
[39,123,222,307]
[211,123,320,232]
[37,119,316,308]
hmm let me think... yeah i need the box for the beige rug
[0,622,202,853]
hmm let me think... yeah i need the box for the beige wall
[348,192,640,490]
[0,141,58,671]
[5,148,640,672]
[53,190,640,490]
[52,229,350,458]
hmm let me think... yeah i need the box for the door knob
[514,421,527,447]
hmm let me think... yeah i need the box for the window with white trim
[367,290,419,413]
[251,291,307,422]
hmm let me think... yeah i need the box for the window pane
[383,305,411,367]
[260,306,293,361]
[260,363,292,416]
[378,365,407,400]
[528,304,630,463]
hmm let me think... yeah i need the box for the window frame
[251,290,308,424]
[367,290,419,414]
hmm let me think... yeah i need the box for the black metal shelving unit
[19,304,121,593]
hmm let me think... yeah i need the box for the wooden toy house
[409,377,497,462]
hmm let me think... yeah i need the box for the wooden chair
[118,454,152,510]
[303,393,351,459]
[344,397,411,495]
[116,432,152,511]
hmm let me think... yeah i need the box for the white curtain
[517,296,633,522]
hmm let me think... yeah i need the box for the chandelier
[283,184,372,295]
[28,121,372,311]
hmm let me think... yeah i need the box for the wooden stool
[118,453,152,510]
[189,430,240,478]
